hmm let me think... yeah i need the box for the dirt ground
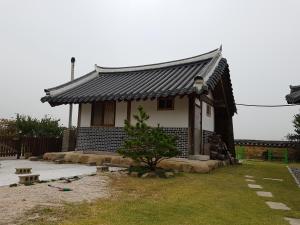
[0,174,111,225]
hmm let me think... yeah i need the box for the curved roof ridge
[95,47,221,73]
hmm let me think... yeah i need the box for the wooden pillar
[77,104,82,127]
[199,99,203,155]
[188,95,195,155]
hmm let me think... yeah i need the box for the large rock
[43,152,65,161]
[43,152,226,174]
[78,155,90,164]
[190,162,210,173]
[64,152,81,163]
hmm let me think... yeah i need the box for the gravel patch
[0,174,111,225]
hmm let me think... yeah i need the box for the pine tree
[287,113,300,142]
[118,106,179,171]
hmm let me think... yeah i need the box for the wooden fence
[0,136,62,158]
[0,136,17,157]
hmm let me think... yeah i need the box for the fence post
[235,146,245,160]
[267,149,272,161]
[12,136,21,159]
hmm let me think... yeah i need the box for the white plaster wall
[80,103,92,127]
[131,96,189,127]
[79,97,189,128]
[202,102,214,131]
[115,101,127,127]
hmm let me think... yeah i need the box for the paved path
[244,174,299,224]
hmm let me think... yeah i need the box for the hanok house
[286,85,300,104]
[41,47,236,158]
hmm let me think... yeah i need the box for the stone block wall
[76,127,189,157]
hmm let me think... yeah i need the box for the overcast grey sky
[0,0,299,140]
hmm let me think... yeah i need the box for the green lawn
[23,161,300,225]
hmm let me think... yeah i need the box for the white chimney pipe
[68,57,75,129]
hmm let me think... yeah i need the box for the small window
[206,104,212,117]
[91,101,115,126]
[157,97,174,110]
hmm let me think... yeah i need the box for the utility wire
[236,103,299,107]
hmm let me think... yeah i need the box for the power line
[236,103,299,107]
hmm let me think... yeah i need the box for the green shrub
[118,106,180,171]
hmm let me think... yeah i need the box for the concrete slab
[248,184,262,189]
[245,179,255,182]
[263,178,283,182]
[285,217,300,225]
[256,191,273,197]
[245,175,254,178]
[0,160,97,186]
[266,201,291,210]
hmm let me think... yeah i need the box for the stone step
[18,174,40,185]
[15,168,32,174]
[96,166,109,173]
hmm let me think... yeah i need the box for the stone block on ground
[248,184,262,189]
[284,217,300,225]
[15,168,32,174]
[263,178,283,182]
[266,201,291,210]
[96,166,109,173]
[245,179,255,182]
[256,191,273,197]
[19,174,40,185]
[245,175,254,178]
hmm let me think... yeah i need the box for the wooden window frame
[157,97,175,111]
[91,101,116,127]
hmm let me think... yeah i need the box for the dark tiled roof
[41,48,236,114]
[286,85,300,104]
[235,139,298,148]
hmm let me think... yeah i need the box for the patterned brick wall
[203,130,214,144]
[76,127,189,157]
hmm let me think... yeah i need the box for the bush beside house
[118,106,180,177]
